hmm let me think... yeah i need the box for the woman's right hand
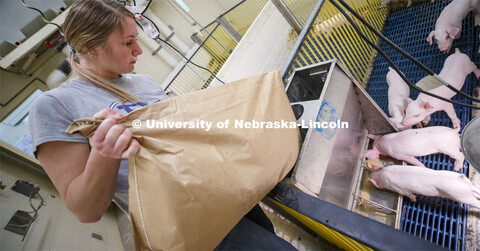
[36,108,138,222]
[90,108,140,159]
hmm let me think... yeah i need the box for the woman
[29,0,295,249]
[29,0,162,222]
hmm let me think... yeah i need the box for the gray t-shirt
[29,73,168,214]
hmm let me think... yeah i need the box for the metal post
[280,0,326,80]
[271,0,303,34]
[216,16,242,43]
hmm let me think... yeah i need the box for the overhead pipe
[143,9,190,54]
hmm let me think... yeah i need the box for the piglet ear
[446,26,460,39]
[427,31,435,45]
[372,165,383,172]
[368,178,380,188]
[421,101,434,111]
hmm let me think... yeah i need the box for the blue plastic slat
[366,1,478,250]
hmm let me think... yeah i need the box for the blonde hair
[64,0,137,102]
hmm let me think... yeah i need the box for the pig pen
[261,0,478,250]
[366,1,478,250]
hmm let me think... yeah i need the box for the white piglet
[427,0,480,52]
[402,49,480,130]
[386,67,412,130]
[364,126,465,171]
[368,165,480,209]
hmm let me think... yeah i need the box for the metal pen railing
[280,0,388,86]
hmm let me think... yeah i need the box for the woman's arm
[37,141,121,222]
[37,109,139,223]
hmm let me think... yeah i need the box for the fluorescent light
[175,0,190,12]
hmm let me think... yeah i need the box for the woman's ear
[87,49,98,59]
[83,45,99,58]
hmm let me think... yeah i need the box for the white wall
[134,27,178,85]
[0,153,123,250]
[133,0,242,87]
[182,0,243,27]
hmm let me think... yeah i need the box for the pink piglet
[369,165,480,209]
[364,126,465,171]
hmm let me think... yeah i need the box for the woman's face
[93,17,143,79]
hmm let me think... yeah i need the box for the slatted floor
[365,1,479,250]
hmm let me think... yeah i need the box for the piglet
[427,0,479,52]
[402,48,480,130]
[364,126,464,171]
[386,67,412,130]
[368,165,480,209]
